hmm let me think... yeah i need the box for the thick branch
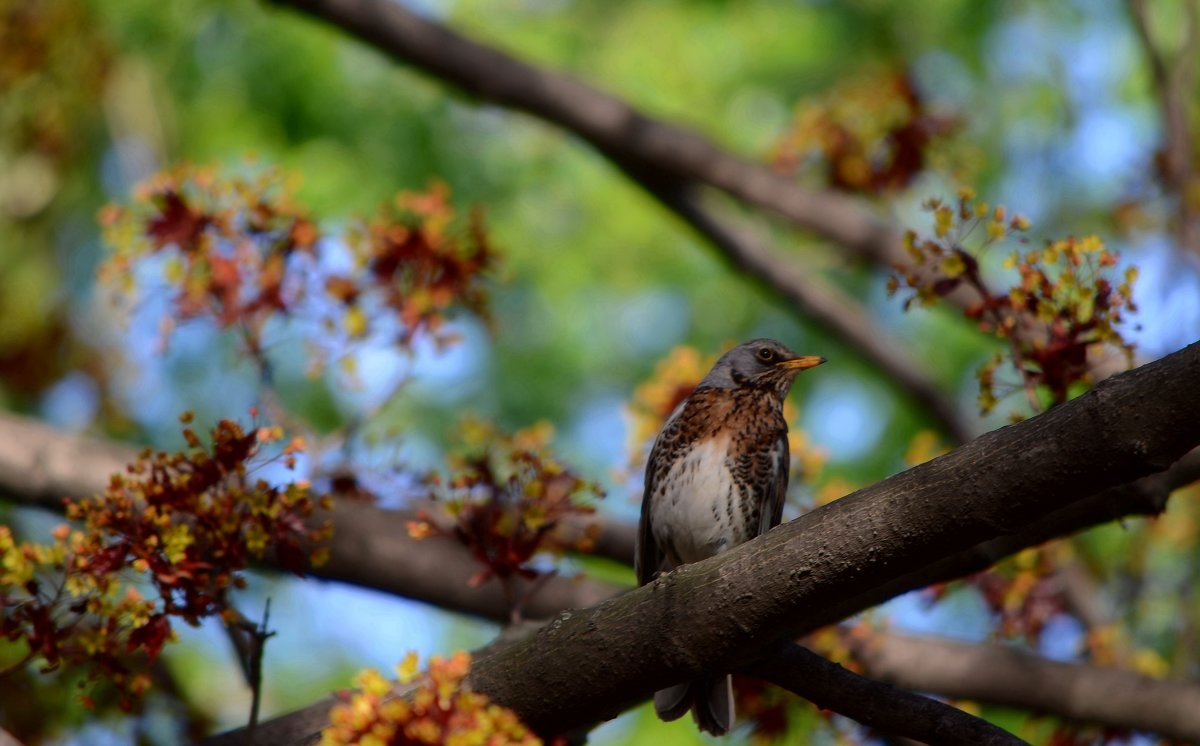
[207,620,1200,746]
[6,383,1200,742]
[458,341,1200,735]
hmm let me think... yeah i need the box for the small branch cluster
[99,164,496,366]
[0,413,328,707]
[770,69,961,194]
[322,652,550,746]
[928,547,1066,642]
[890,189,1139,415]
[408,421,601,615]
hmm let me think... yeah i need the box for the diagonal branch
[1128,0,1200,254]
[6,362,1200,742]
[267,0,981,442]
[457,340,1200,735]
[268,0,902,267]
[854,632,1200,740]
[747,640,1029,746]
[213,338,1200,745]
[205,622,1200,746]
[270,0,1156,396]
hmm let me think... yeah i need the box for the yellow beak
[776,355,826,370]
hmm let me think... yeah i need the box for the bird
[635,338,825,736]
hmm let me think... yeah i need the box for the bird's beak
[777,355,826,370]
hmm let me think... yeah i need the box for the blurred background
[2,0,1200,743]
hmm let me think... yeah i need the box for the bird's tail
[653,674,733,736]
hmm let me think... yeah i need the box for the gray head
[698,338,825,397]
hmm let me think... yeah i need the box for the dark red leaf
[146,191,207,250]
[127,614,171,661]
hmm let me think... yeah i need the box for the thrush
[635,338,825,736]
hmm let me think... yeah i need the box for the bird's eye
[756,348,775,362]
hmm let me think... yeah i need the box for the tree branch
[275,0,1139,394]
[268,0,902,267]
[853,632,1200,741]
[0,412,624,622]
[7,411,1198,627]
[446,341,1200,735]
[746,640,1029,746]
[7,344,1200,742]
[266,0,986,443]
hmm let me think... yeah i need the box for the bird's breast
[650,434,751,566]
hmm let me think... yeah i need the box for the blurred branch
[853,631,1200,742]
[267,0,901,265]
[311,499,624,620]
[0,414,135,510]
[745,640,1029,746]
[1129,0,1200,254]
[268,0,978,442]
[0,412,624,621]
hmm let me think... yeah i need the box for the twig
[225,602,277,745]
[1128,0,1200,254]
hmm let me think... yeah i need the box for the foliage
[100,165,495,368]
[408,420,601,615]
[770,69,961,194]
[0,414,326,708]
[322,652,550,746]
[890,189,1139,415]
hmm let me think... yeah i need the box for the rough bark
[452,341,1200,735]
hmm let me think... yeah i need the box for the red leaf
[127,614,171,661]
[147,191,207,250]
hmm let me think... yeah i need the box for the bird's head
[698,338,825,397]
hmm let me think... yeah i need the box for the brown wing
[636,401,689,586]
[757,429,789,537]
[636,465,663,587]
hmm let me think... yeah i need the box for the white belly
[650,437,743,565]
